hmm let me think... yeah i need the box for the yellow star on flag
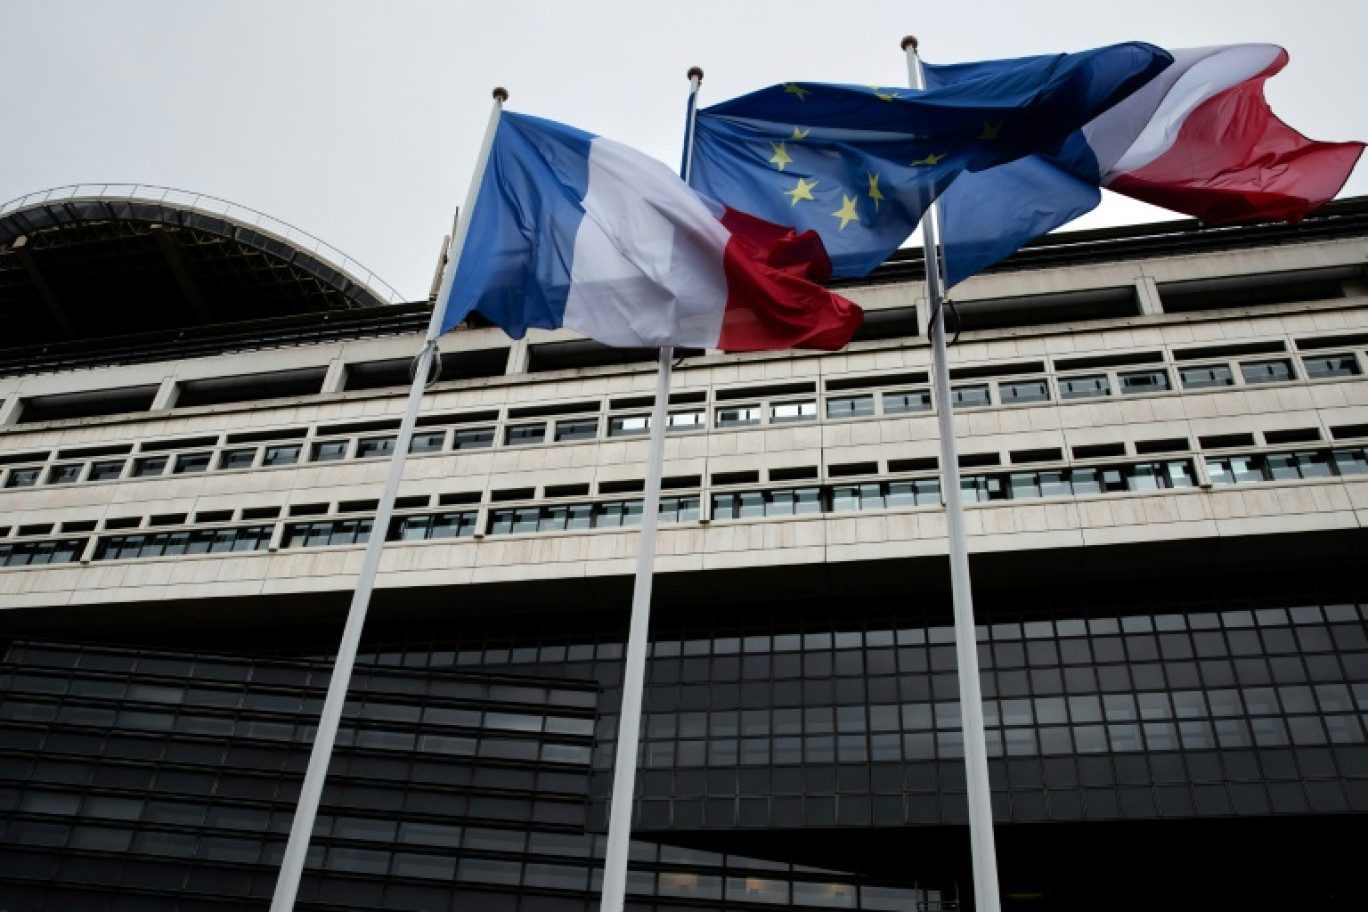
[768,141,794,172]
[978,120,1003,140]
[868,86,901,101]
[784,176,819,206]
[783,83,810,102]
[866,173,884,212]
[910,152,947,166]
[791,126,810,140]
[832,194,860,230]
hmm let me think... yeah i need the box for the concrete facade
[0,218,1364,615]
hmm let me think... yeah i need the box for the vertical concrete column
[0,396,24,426]
[151,377,180,411]
[268,518,288,552]
[504,338,531,376]
[320,358,348,395]
[1135,276,1164,316]
[914,293,932,339]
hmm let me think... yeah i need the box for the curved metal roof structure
[0,184,406,350]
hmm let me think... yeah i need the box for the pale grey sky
[3,0,1365,300]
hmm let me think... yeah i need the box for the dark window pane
[1241,359,1295,384]
[262,444,301,466]
[1060,374,1109,399]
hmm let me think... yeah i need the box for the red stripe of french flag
[1103,46,1365,224]
[715,208,863,352]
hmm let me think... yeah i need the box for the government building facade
[0,188,1365,910]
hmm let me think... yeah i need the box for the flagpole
[268,87,508,912]
[597,65,704,912]
[903,36,1002,912]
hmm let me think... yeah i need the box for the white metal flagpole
[902,35,1003,912]
[269,87,508,912]
[597,65,704,912]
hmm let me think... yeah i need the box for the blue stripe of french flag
[442,112,861,352]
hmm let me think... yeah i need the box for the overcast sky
[3,1,1365,301]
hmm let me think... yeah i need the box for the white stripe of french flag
[1089,44,1364,223]
[562,137,860,351]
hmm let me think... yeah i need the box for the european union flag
[688,42,1172,279]
[928,44,1366,286]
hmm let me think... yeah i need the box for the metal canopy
[0,186,403,349]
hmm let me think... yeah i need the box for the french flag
[442,112,861,352]
[1094,44,1365,223]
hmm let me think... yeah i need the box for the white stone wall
[1,235,1366,611]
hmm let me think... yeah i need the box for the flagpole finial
[492,87,509,102]
[901,36,919,52]
[687,66,704,82]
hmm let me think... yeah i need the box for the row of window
[1207,447,1368,484]
[6,444,1368,567]
[9,438,1368,549]
[0,817,929,912]
[632,687,1368,741]
[1,698,593,765]
[636,716,1368,767]
[426,604,1366,670]
[1,633,947,910]
[3,348,1360,493]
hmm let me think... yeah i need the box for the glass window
[1060,374,1110,399]
[609,414,650,437]
[668,409,706,432]
[712,488,821,520]
[0,539,85,566]
[792,881,858,908]
[487,508,533,536]
[961,476,1007,502]
[326,847,389,876]
[173,452,211,474]
[826,396,875,419]
[506,423,546,446]
[458,857,521,886]
[356,436,396,459]
[1119,369,1170,394]
[1303,354,1360,379]
[88,460,125,481]
[311,440,349,462]
[218,448,256,470]
[555,418,598,442]
[262,444,301,466]
[1331,447,1368,476]
[1241,359,1295,384]
[1000,379,1050,404]
[659,496,700,523]
[452,427,495,450]
[409,430,446,453]
[1180,364,1235,389]
[46,463,82,485]
[770,401,817,423]
[391,512,476,541]
[594,500,644,528]
[883,389,932,413]
[5,466,41,487]
[832,483,879,512]
[727,876,790,904]
[659,871,723,900]
[131,456,168,478]
[1207,454,1266,486]
[1267,451,1333,481]
[283,520,370,549]
[951,384,991,409]
[717,405,762,427]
